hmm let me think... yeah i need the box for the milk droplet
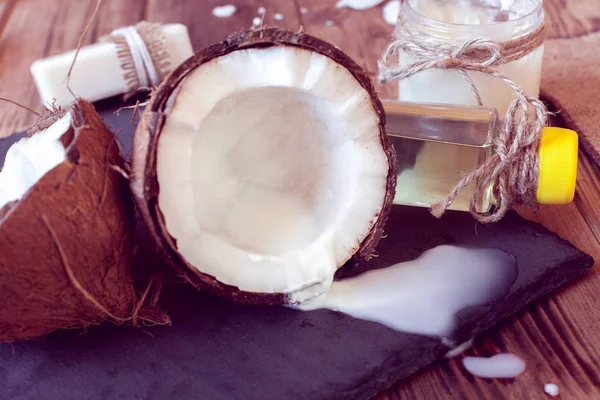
[544,383,559,397]
[212,5,236,18]
[383,0,400,25]
[336,0,385,10]
[300,7,309,14]
[445,338,474,358]
[325,20,335,27]
[274,13,284,21]
[252,17,262,26]
[258,7,266,15]
[294,245,517,339]
[463,353,526,378]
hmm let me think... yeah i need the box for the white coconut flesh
[157,46,390,302]
[0,113,71,210]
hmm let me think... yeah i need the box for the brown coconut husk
[130,27,398,305]
[0,99,169,343]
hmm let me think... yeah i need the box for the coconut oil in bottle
[383,99,578,212]
[383,100,496,212]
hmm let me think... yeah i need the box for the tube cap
[536,127,578,204]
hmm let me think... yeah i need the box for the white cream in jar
[398,0,545,115]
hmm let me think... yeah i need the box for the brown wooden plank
[0,0,16,37]
[544,0,600,38]
[0,0,9,16]
[574,153,600,243]
[0,0,146,138]
[146,0,301,51]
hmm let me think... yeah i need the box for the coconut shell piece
[130,27,398,305]
[0,100,168,343]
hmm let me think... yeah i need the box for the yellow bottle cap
[536,127,578,204]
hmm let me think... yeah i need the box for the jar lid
[536,127,578,204]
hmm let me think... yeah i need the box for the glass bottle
[383,100,578,212]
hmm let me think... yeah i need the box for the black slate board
[0,98,594,400]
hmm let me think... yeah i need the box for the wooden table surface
[0,0,599,398]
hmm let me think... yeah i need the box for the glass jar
[397,0,546,115]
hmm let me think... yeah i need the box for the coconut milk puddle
[462,353,526,378]
[294,245,517,340]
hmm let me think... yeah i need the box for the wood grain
[0,1,598,399]
[146,0,301,50]
[0,0,16,37]
[544,0,600,38]
[574,155,600,243]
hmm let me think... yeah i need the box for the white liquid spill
[257,7,266,15]
[325,20,335,27]
[300,7,309,14]
[274,13,284,21]
[336,0,385,10]
[252,17,262,26]
[0,113,71,209]
[383,0,400,25]
[544,383,559,397]
[463,353,526,378]
[294,245,517,339]
[212,5,236,18]
[445,338,474,358]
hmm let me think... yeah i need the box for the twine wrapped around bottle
[108,21,172,99]
[378,12,549,223]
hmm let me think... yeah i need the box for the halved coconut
[131,28,398,304]
[0,100,167,342]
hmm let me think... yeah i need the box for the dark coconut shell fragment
[0,100,168,342]
[131,28,398,305]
